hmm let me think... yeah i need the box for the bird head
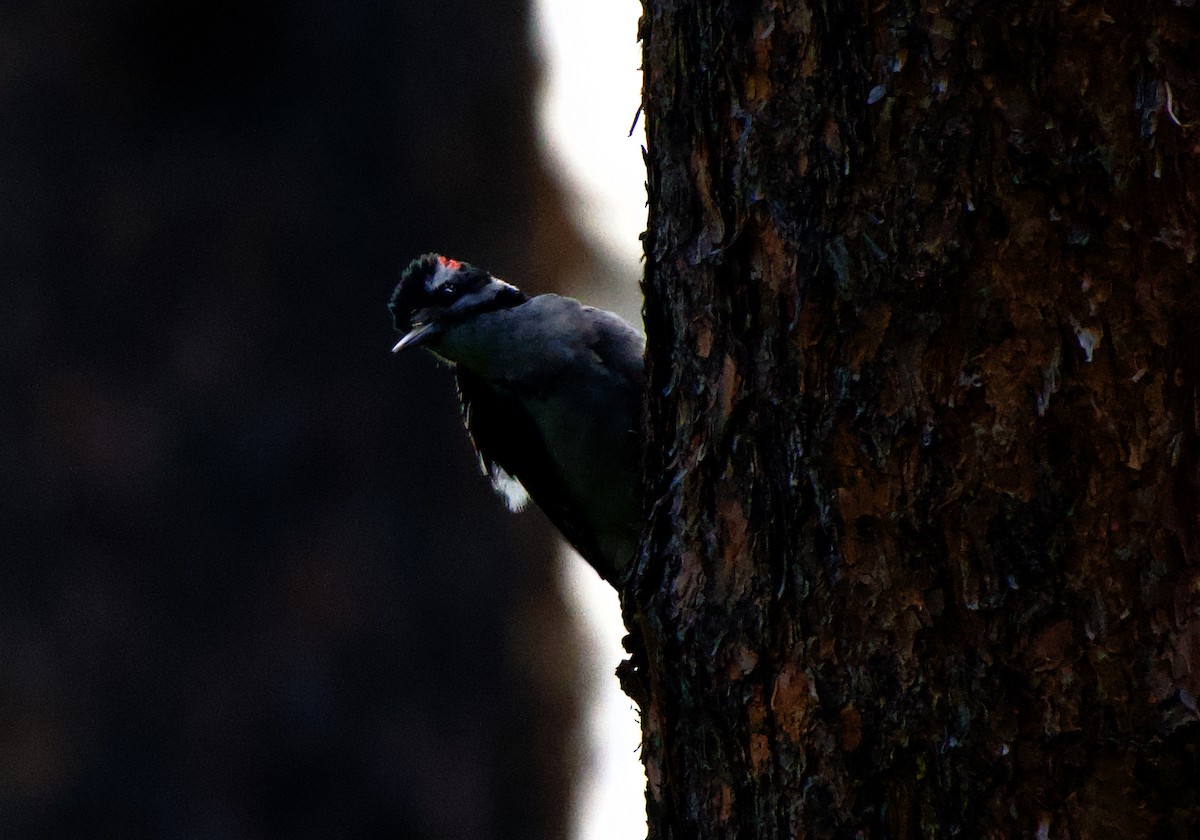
[389,254,527,353]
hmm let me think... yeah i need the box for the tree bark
[627,1,1200,837]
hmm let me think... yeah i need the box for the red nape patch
[437,256,462,271]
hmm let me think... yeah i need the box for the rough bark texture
[627,1,1200,837]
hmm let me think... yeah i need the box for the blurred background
[0,1,644,838]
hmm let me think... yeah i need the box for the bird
[389,254,645,586]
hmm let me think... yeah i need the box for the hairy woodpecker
[389,254,644,585]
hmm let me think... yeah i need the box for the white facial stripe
[450,282,507,313]
[426,260,460,292]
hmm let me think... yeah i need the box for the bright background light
[531,2,648,839]
[560,558,646,840]
[534,0,646,261]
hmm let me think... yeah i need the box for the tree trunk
[627,1,1200,836]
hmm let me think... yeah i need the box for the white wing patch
[489,464,530,512]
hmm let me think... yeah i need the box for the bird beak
[392,322,440,353]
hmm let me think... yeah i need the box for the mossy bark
[627,1,1200,836]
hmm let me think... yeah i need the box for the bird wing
[455,367,611,575]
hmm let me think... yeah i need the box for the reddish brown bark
[627,2,1200,837]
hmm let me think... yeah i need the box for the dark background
[1,2,600,837]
